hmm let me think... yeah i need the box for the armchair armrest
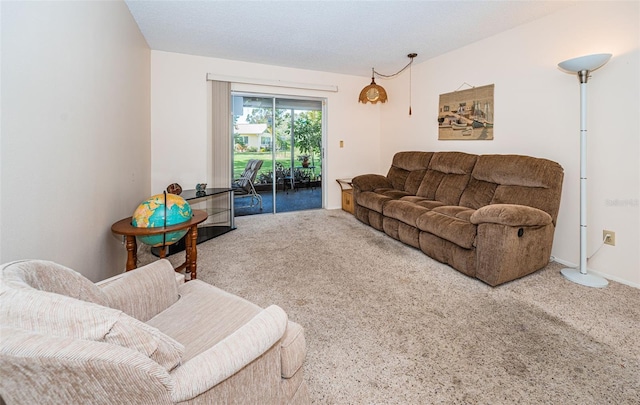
[97,259,181,322]
[169,305,288,403]
[470,204,552,227]
[352,174,392,192]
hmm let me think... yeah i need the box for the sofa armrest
[168,305,288,403]
[97,259,181,322]
[470,204,552,227]
[352,174,392,192]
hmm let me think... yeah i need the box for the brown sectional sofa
[352,151,564,286]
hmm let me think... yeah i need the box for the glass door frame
[231,91,327,214]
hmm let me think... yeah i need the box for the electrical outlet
[603,230,616,246]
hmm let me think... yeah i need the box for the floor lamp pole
[578,74,589,276]
[558,53,611,288]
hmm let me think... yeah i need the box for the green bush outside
[233,151,321,181]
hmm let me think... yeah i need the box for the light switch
[340,140,344,148]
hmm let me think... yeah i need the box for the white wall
[1,1,151,281]
[150,51,381,210]
[380,2,639,286]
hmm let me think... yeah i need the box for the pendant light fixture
[359,53,417,114]
[358,68,388,104]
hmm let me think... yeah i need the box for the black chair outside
[232,159,263,210]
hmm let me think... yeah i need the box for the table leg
[124,235,137,271]
[185,224,198,280]
[184,228,192,279]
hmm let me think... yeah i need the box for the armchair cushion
[168,305,288,402]
[0,261,184,371]
[98,259,180,322]
[146,280,263,362]
[1,259,109,306]
[0,325,175,404]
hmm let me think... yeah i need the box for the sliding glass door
[231,93,324,216]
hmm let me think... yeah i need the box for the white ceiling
[125,0,575,77]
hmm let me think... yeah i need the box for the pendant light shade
[358,69,388,104]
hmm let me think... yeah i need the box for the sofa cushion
[414,199,446,210]
[416,152,478,205]
[416,206,477,249]
[0,261,184,371]
[432,206,476,222]
[356,191,394,213]
[472,154,559,188]
[378,189,413,199]
[397,196,446,209]
[403,170,428,195]
[386,152,433,191]
[459,178,498,209]
[470,154,564,224]
[383,200,432,226]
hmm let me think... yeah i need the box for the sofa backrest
[460,154,564,224]
[416,152,478,205]
[386,152,433,194]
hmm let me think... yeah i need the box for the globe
[132,192,193,247]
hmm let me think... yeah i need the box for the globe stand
[111,210,208,279]
[151,225,234,257]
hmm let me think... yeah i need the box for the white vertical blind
[209,80,232,224]
[211,80,231,187]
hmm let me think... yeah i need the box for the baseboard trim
[550,256,640,289]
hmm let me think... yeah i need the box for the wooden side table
[336,178,354,214]
[111,210,208,280]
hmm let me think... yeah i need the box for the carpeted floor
[138,209,640,404]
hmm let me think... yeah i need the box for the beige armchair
[0,259,309,404]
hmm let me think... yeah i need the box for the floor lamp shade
[558,53,611,74]
[557,53,611,288]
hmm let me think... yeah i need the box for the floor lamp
[557,53,611,288]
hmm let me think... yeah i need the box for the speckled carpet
[139,209,640,404]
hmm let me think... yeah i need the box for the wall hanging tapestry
[438,84,494,140]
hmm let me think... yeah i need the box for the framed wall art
[438,84,494,140]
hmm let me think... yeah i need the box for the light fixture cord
[373,57,415,78]
[409,62,412,116]
[372,54,416,115]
